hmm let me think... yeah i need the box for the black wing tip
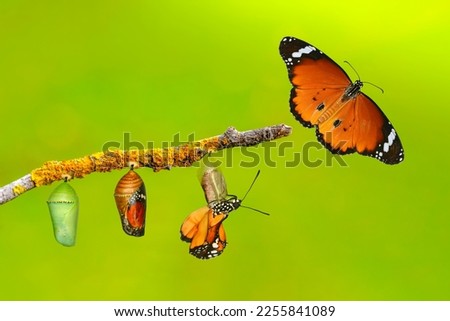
[279,36,304,44]
[368,141,405,165]
[180,233,192,243]
[189,252,223,260]
[365,152,405,165]
[280,36,295,42]
[189,243,227,260]
[369,123,405,165]
[279,36,323,67]
[279,36,308,55]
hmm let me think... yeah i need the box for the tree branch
[0,124,292,205]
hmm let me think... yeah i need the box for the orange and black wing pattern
[315,92,404,163]
[180,206,228,260]
[279,36,404,164]
[114,169,146,236]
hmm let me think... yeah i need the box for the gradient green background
[0,1,449,300]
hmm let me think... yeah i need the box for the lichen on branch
[0,124,292,205]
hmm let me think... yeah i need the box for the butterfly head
[227,196,242,210]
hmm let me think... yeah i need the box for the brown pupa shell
[200,166,228,204]
[114,169,146,237]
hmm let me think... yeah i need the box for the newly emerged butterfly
[180,166,268,260]
[279,36,404,164]
[114,166,146,237]
[47,179,79,247]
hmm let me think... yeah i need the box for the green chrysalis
[47,181,79,247]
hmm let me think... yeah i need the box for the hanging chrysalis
[200,164,228,204]
[47,178,79,247]
[114,165,146,236]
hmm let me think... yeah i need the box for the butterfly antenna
[363,81,385,94]
[240,205,270,216]
[344,61,384,94]
[237,170,270,216]
[241,170,261,203]
[344,60,361,81]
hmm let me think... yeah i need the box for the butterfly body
[279,36,404,164]
[209,196,241,215]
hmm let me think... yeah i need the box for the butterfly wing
[316,93,404,163]
[180,206,228,259]
[180,206,209,242]
[279,36,351,128]
[190,215,227,259]
[279,36,404,164]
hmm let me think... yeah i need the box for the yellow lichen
[13,184,27,196]
[29,139,225,186]
[1,125,292,205]
[90,151,106,160]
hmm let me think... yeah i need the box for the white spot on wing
[387,129,396,145]
[383,128,397,153]
[292,45,316,58]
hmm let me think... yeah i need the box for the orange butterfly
[180,167,268,259]
[279,37,404,164]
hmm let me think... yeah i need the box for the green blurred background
[0,0,449,300]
